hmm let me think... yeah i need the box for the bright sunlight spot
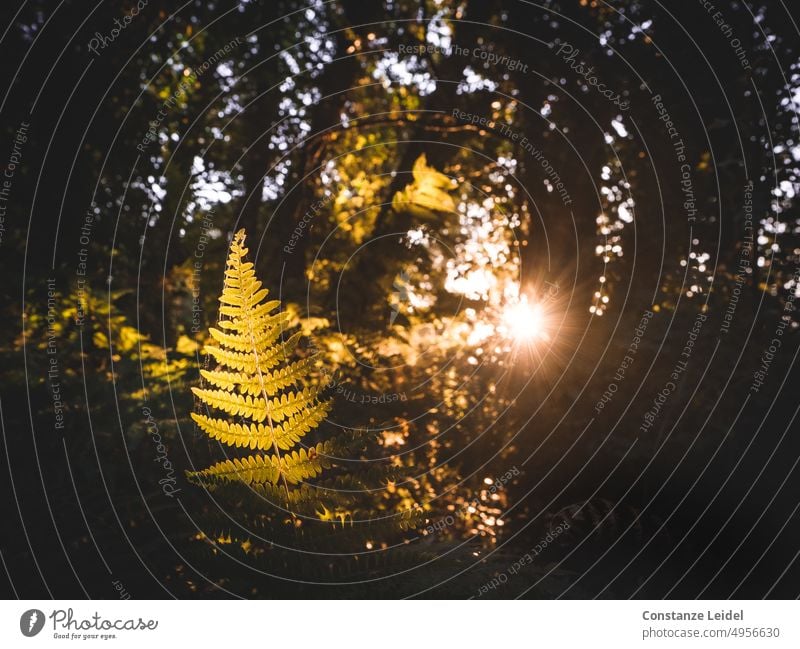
[501,295,548,342]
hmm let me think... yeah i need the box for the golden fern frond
[219,285,269,309]
[281,444,331,483]
[199,357,315,396]
[203,331,301,373]
[187,442,327,487]
[188,453,282,486]
[266,386,321,422]
[201,345,256,373]
[187,230,413,538]
[218,298,280,322]
[215,307,283,331]
[198,369,258,394]
[191,387,269,421]
[191,385,321,423]
[189,229,342,509]
[207,319,289,353]
[190,413,273,450]
[271,401,331,449]
[190,399,330,450]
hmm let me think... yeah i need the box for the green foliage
[392,154,457,218]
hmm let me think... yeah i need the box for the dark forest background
[1,0,799,599]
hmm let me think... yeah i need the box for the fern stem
[249,326,294,508]
[231,237,294,514]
